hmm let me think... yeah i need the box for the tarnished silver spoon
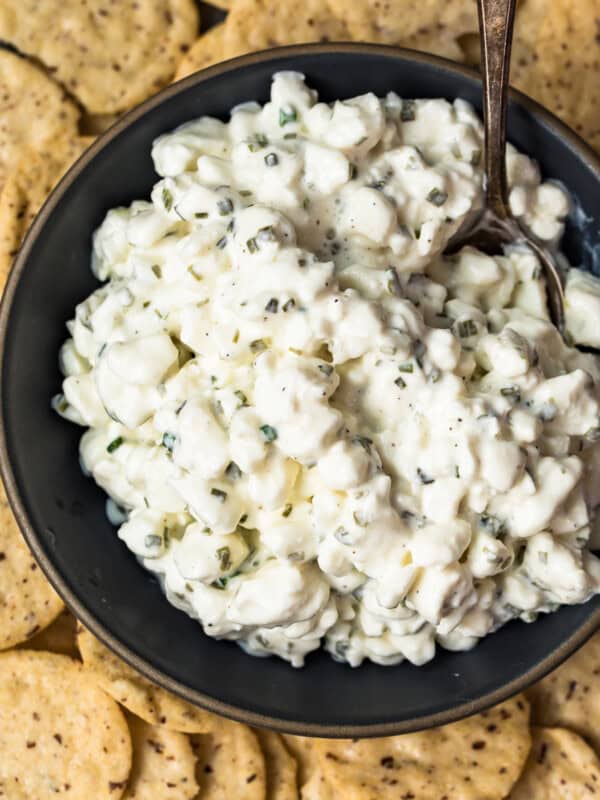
[449,0,566,332]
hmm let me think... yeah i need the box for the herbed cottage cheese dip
[55,73,600,668]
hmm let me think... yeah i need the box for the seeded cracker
[0,137,93,286]
[77,625,213,733]
[0,0,199,114]
[527,630,600,752]
[18,608,79,658]
[326,0,479,61]
[254,729,298,800]
[511,0,600,151]
[175,24,226,80]
[223,0,351,59]
[0,49,80,191]
[191,717,267,800]
[0,650,132,800]
[0,481,64,650]
[122,714,198,800]
[312,695,531,799]
[508,726,600,798]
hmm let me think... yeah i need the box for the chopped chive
[259,424,278,443]
[161,187,173,211]
[151,264,162,279]
[264,152,279,167]
[349,163,358,180]
[217,198,234,215]
[195,211,208,218]
[225,461,242,480]
[394,376,406,389]
[250,339,267,352]
[282,298,295,312]
[279,105,298,126]
[257,225,276,242]
[247,133,268,152]
[398,362,414,373]
[455,465,460,478]
[162,432,177,452]
[216,236,227,249]
[282,503,293,518]
[107,436,124,453]
[210,488,227,502]
[283,132,297,140]
[427,188,448,206]
[265,297,279,313]
[246,237,259,253]
[500,385,521,402]
[234,389,248,406]
[216,546,232,571]
[187,265,204,281]
[457,319,477,338]
[239,189,253,197]
[302,197,310,210]
[400,99,416,122]
[470,148,482,167]
[144,534,162,550]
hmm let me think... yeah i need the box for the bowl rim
[1,41,600,738]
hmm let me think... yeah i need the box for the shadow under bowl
[1,44,600,738]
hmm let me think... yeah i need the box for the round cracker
[0,0,199,114]
[191,717,266,799]
[122,714,198,800]
[0,481,64,650]
[18,608,79,658]
[223,0,351,59]
[174,24,225,80]
[326,0,478,61]
[527,630,600,752]
[0,650,132,799]
[508,726,600,799]
[282,735,319,788]
[511,0,600,151]
[0,49,80,191]
[255,729,298,800]
[0,137,93,286]
[76,625,213,733]
[312,694,531,800]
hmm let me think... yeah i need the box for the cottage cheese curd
[54,73,600,667]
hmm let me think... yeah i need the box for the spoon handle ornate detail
[478,0,518,220]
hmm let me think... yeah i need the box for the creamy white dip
[54,73,600,668]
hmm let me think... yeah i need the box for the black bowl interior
[2,45,600,737]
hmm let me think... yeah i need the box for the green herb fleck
[247,133,268,152]
[250,339,267,353]
[234,389,248,406]
[427,188,448,206]
[161,187,173,211]
[279,105,298,126]
[500,385,521,402]
[217,546,232,571]
[457,319,477,338]
[144,534,162,550]
[162,432,177,452]
[107,436,124,453]
[398,362,414,373]
[400,99,416,122]
[394,376,406,389]
[470,148,482,167]
[216,236,227,250]
[151,264,162,279]
[246,237,259,254]
[265,297,279,313]
[282,503,293,518]
[264,152,279,167]
[282,298,295,312]
[195,211,208,218]
[225,461,242,480]
[259,424,278,443]
[217,198,233,215]
[318,363,333,376]
[210,488,228,502]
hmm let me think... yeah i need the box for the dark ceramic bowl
[2,44,600,738]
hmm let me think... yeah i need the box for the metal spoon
[449,0,566,332]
